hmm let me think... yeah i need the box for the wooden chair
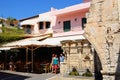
[40,63,51,73]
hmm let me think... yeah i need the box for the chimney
[51,7,57,11]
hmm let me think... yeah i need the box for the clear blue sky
[0,0,83,20]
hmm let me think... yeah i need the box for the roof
[53,2,90,16]
[19,15,39,22]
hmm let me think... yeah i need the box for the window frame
[81,18,87,30]
[46,22,50,29]
[63,20,71,32]
[39,22,44,29]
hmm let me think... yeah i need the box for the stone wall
[60,40,94,75]
[84,0,120,80]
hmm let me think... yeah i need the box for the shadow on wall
[94,50,103,80]
[115,48,120,80]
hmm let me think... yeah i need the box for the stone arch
[84,0,120,80]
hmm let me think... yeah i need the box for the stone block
[70,48,78,53]
[91,0,104,4]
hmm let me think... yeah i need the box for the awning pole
[31,46,34,72]
[26,47,28,72]
[4,50,7,70]
[26,48,28,64]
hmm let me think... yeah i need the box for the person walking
[59,53,65,63]
[51,54,55,73]
[52,54,59,74]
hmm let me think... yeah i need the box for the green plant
[0,26,25,45]
[69,67,79,76]
[82,69,93,77]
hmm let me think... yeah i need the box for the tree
[6,17,18,27]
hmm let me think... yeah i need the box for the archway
[84,0,120,80]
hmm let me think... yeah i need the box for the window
[39,22,44,29]
[26,25,31,34]
[81,18,87,30]
[63,20,71,32]
[46,22,50,28]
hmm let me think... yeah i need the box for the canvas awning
[1,34,51,47]
[0,47,15,50]
[1,34,85,47]
[39,35,85,46]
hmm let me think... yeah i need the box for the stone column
[76,40,83,70]
[61,41,71,74]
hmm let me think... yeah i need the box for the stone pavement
[0,70,94,80]
[0,70,57,80]
[24,73,57,80]
[47,74,94,80]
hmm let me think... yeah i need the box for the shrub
[82,69,93,77]
[0,26,24,45]
[69,67,79,76]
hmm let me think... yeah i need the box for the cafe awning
[0,47,15,50]
[39,35,85,46]
[1,34,51,47]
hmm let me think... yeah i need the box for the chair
[0,64,4,70]
[40,63,51,73]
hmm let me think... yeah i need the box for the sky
[0,0,83,20]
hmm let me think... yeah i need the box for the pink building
[52,2,90,38]
[20,0,90,41]
[39,1,90,46]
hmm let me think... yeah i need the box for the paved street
[0,70,57,80]
[0,71,30,80]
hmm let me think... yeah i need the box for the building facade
[19,0,93,75]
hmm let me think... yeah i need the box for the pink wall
[52,2,90,37]
[83,0,91,3]
[52,9,89,37]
